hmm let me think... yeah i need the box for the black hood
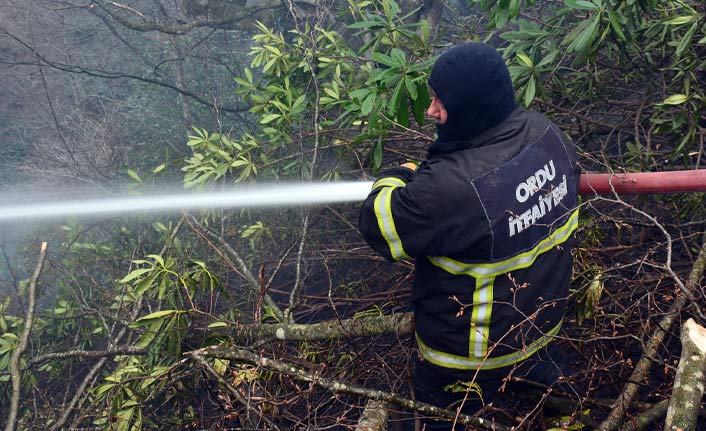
[427,43,517,157]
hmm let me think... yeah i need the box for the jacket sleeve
[358,165,440,261]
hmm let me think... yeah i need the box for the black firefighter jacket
[359,107,580,370]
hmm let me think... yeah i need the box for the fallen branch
[4,242,47,431]
[664,318,706,431]
[202,312,413,343]
[189,345,508,431]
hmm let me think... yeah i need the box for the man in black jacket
[358,42,580,430]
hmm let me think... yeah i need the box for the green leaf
[260,113,280,124]
[564,0,599,10]
[371,52,399,68]
[153,163,166,174]
[361,94,374,115]
[127,169,142,183]
[607,11,626,42]
[346,20,384,29]
[241,222,264,238]
[403,76,417,100]
[133,309,178,324]
[516,52,533,68]
[523,77,536,107]
[119,268,153,284]
[134,319,162,346]
[390,48,406,66]
[389,80,404,115]
[675,22,697,58]
[566,14,600,53]
[371,138,383,175]
[412,83,430,126]
[157,276,167,301]
[664,15,696,25]
[207,321,228,328]
[494,4,510,29]
[147,254,165,267]
[662,94,688,105]
[323,86,339,100]
[94,383,115,398]
[396,93,409,127]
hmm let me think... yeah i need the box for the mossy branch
[203,312,413,343]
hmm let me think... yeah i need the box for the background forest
[1,0,706,430]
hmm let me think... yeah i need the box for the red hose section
[579,170,706,195]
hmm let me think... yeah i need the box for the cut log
[664,318,706,431]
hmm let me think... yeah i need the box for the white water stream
[0,181,375,222]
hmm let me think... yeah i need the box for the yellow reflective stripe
[470,277,493,357]
[372,177,406,190]
[373,186,410,261]
[417,322,562,370]
[429,209,579,278]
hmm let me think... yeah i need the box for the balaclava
[427,42,517,156]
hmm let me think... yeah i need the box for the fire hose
[0,170,705,221]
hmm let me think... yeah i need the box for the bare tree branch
[0,24,247,114]
[4,242,47,431]
[597,233,706,431]
[190,345,509,431]
[184,214,285,321]
[90,0,290,34]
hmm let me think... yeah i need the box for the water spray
[0,170,705,222]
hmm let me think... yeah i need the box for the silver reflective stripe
[470,277,493,357]
[428,209,579,278]
[373,186,410,261]
[417,322,562,370]
[372,177,406,190]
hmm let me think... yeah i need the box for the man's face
[427,91,448,124]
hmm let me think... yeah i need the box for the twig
[184,214,284,321]
[4,242,47,431]
[190,354,281,431]
[618,400,669,431]
[191,345,509,431]
[109,2,146,19]
[285,212,310,323]
[596,233,706,431]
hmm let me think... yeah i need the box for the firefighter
[358,42,581,430]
